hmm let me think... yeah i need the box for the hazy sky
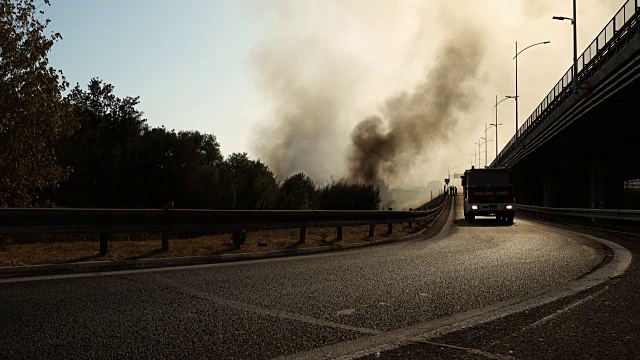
[46,0,625,187]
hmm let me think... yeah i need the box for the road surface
[1,196,610,359]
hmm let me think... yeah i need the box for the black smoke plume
[348,29,485,183]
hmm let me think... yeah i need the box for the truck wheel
[507,215,514,224]
[468,214,475,222]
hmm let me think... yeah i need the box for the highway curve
[0,196,607,359]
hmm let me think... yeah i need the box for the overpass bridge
[492,0,640,210]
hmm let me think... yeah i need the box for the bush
[318,182,381,210]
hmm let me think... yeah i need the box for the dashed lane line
[147,272,381,336]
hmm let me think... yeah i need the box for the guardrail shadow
[454,218,514,227]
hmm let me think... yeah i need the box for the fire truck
[460,167,515,224]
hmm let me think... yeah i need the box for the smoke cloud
[249,0,622,192]
[250,0,443,185]
[251,35,363,181]
[521,0,622,20]
[347,30,485,183]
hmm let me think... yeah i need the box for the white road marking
[148,272,381,335]
[523,286,609,330]
[418,340,516,360]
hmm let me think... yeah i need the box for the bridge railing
[495,0,640,163]
[0,193,449,255]
[517,204,640,233]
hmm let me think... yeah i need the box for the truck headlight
[471,205,478,210]
[506,205,513,210]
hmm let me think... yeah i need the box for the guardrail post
[232,230,244,249]
[336,226,343,240]
[299,227,306,243]
[368,223,375,237]
[161,232,169,252]
[408,209,413,228]
[99,233,108,256]
[388,223,393,234]
[162,204,171,252]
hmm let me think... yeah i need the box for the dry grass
[0,222,427,267]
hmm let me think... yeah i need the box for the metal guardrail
[495,0,640,164]
[517,204,640,223]
[0,193,449,255]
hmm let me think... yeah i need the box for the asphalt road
[0,196,608,359]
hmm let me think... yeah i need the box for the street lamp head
[514,41,551,59]
[553,16,574,24]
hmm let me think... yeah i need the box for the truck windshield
[468,172,510,186]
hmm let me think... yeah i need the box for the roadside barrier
[0,194,449,254]
[517,204,640,233]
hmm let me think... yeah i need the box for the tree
[167,130,228,208]
[54,78,236,209]
[278,173,317,209]
[226,153,278,209]
[0,0,76,206]
[55,78,146,207]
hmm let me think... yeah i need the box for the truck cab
[461,167,515,224]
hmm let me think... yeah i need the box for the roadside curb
[0,204,449,279]
[276,217,632,360]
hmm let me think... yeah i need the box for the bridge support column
[517,175,544,206]
[589,157,624,209]
[514,175,527,205]
[543,176,555,207]
[543,176,566,207]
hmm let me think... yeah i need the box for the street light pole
[573,0,578,94]
[514,40,551,143]
[493,95,516,162]
[480,136,492,168]
[448,166,458,180]
[488,121,500,162]
[483,128,488,167]
[553,0,578,94]
[483,124,494,167]
[515,41,519,143]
